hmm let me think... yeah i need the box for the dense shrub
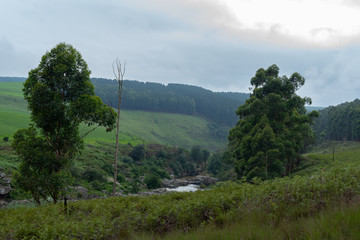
[2,165,360,239]
[82,168,106,183]
[144,174,161,189]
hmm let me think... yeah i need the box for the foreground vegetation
[1,159,360,239]
[2,140,360,238]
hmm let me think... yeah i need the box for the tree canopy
[228,64,318,181]
[12,43,116,204]
[312,99,360,142]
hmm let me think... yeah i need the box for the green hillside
[0,82,227,150]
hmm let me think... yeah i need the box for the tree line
[91,78,249,126]
[0,76,249,126]
[312,99,360,142]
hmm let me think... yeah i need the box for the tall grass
[2,165,360,239]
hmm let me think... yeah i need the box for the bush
[144,174,161,189]
[82,167,106,183]
[102,162,113,175]
[130,145,145,162]
[117,174,125,183]
[3,136,9,142]
[122,156,133,165]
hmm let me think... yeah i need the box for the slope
[0,81,227,150]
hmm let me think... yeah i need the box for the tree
[228,64,318,181]
[12,43,116,204]
[190,146,210,170]
[130,144,145,162]
[112,58,126,195]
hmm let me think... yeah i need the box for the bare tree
[112,58,126,195]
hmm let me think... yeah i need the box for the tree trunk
[112,59,125,195]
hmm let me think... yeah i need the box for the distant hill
[92,78,249,126]
[0,81,231,150]
[0,77,249,127]
[0,77,26,82]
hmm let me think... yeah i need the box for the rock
[150,188,168,194]
[134,188,169,196]
[0,200,8,208]
[113,191,126,197]
[161,179,189,188]
[0,168,11,199]
[3,178,11,184]
[67,186,89,199]
[161,175,218,188]
[0,186,11,198]
[188,175,218,186]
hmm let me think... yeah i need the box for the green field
[0,82,226,150]
[292,141,360,176]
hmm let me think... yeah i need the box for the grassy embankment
[1,142,360,239]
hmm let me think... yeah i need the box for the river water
[166,184,200,192]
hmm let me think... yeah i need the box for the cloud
[298,46,360,106]
[0,38,35,77]
[1,0,360,107]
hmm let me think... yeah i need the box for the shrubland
[1,153,360,239]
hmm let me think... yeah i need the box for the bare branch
[112,58,126,195]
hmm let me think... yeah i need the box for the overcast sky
[1,0,360,106]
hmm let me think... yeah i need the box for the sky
[1,0,360,107]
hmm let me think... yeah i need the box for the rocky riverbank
[0,174,218,208]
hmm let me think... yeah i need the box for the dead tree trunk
[112,58,126,195]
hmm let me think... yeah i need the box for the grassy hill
[0,82,227,150]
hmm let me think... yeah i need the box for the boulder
[0,185,11,197]
[188,175,218,186]
[161,179,189,188]
[67,186,89,199]
[161,175,218,188]
[0,200,8,208]
[0,169,11,199]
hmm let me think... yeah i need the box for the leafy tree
[144,174,161,189]
[190,146,202,165]
[190,145,210,170]
[12,43,116,204]
[130,144,145,162]
[228,65,318,181]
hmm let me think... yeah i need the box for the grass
[1,140,360,239]
[0,82,226,150]
[157,202,360,240]
[293,141,360,176]
[2,164,360,239]
[0,82,24,97]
